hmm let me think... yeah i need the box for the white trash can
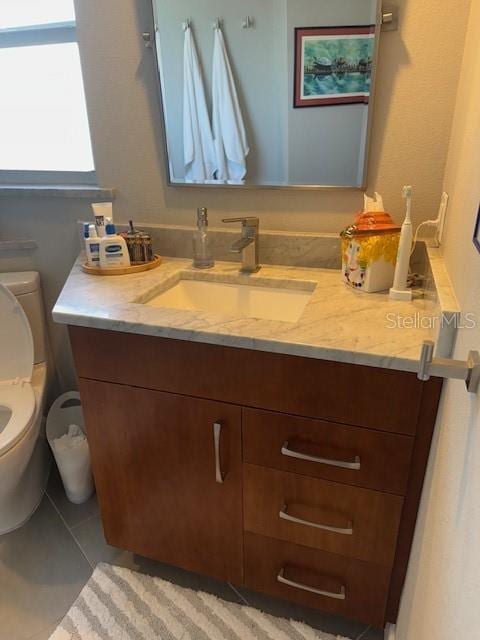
[46,392,95,504]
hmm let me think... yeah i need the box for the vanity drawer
[244,464,403,567]
[244,532,390,628]
[243,408,413,495]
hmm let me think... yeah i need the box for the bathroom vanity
[54,254,457,629]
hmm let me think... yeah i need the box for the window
[0,0,95,183]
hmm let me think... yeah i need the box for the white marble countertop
[53,251,460,374]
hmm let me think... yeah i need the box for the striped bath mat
[49,563,349,640]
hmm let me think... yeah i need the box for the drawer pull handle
[279,505,353,535]
[277,568,346,601]
[213,422,224,484]
[281,441,361,471]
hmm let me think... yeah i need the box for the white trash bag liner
[46,391,95,504]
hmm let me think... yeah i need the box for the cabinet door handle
[213,422,224,484]
[277,568,346,601]
[279,504,353,536]
[281,441,361,471]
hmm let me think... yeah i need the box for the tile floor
[0,466,384,640]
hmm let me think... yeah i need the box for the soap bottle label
[105,245,123,255]
[89,243,100,263]
[104,245,126,262]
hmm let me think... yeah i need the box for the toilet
[0,272,51,534]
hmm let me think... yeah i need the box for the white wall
[396,1,480,637]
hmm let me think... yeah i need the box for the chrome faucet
[222,217,260,273]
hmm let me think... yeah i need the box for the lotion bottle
[84,224,101,267]
[99,223,131,268]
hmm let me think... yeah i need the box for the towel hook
[212,17,222,30]
[183,18,191,31]
[242,16,254,29]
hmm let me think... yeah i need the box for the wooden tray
[82,255,162,276]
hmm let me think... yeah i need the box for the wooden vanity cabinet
[70,326,442,629]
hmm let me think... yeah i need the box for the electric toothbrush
[390,186,413,301]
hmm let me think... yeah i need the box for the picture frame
[294,25,376,108]
[473,205,480,253]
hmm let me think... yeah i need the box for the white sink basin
[143,277,314,323]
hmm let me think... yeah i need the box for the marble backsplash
[77,221,437,275]
[112,224,342,270]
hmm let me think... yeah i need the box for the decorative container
[82,254,162,276]
[123,222,154,265]
[341,212,401,292]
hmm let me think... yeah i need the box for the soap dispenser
[193,208,215,269]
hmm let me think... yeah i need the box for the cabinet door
[79,379,243,584]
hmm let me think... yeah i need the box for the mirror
[151,0,381,189]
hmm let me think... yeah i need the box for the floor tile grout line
[68,525,96,571]
[228,582,250,606]
[46,493,95,570]
[68,511,99,534]
[356,624,372,640]
[45,489,99,533]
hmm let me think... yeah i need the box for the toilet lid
[0,284,34,382]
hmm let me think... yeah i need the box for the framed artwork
[294,25,376,108]
[473,206,480,253]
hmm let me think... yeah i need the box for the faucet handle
[222,217,259,229]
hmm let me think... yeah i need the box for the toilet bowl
[0,274,50,534]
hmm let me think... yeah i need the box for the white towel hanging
[212,27,249,184]
[183,27,217,183]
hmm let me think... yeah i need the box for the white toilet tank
[0,272,47,364]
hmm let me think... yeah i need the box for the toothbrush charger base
[389,287,413,302]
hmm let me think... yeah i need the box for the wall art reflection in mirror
[294,25,375,108]
[151,0,381,189]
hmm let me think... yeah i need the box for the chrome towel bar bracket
[418,340,480,393]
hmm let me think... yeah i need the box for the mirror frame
[147,0,383,191]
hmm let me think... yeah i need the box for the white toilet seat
[0,383,36,456]
[0,283,36,457]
